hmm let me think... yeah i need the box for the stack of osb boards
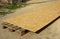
[3,0,60,32]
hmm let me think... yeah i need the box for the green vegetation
[22,0,29,3]
[0,12,8,15]
[0,4,21,15]
[0,12,11,15]
[0,4,22,15]
[0,0,29,15]
[5,0,29,10]
[5,4,22,10]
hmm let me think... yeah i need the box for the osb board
[4,1,60,32]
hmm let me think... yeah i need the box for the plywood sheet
[4,0,60,32]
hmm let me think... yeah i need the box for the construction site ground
[0,0,60,39]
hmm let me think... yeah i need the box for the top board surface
[4,0,60,32]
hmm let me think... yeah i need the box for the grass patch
[5,4,22,10]
[0,4,22,15]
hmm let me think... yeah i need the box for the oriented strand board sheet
[4,0,60,32]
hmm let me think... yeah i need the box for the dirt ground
[0,16,60,39]
[0,0,60,39]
